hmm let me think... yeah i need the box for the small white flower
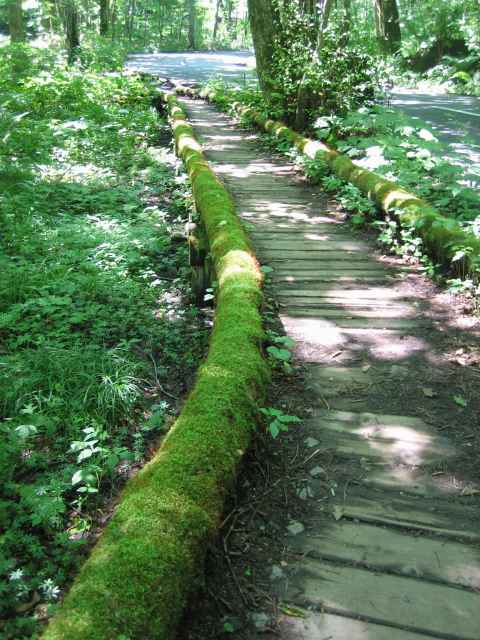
[40,578,61,601]
[9,569,24,581]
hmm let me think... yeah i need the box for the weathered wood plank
[279,611,446,640]
[319,493,480,540]
[288,520,480,589]
[312,427,453,464]
[255,239,370,251]
[282,301,414,313]
[280,560,480,639]
[280,312,428,329]
[275,286,407,299]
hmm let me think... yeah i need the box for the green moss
[190,86,480,276]
[42,93,269,640]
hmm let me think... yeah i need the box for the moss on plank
[42,94,269,640]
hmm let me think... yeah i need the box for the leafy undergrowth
[394,56,480,97]
[204,81,480,294]
[0,47,207,638]
[301,106,480,290]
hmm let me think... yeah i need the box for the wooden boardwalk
[182,98,480,640]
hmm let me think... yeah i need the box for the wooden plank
[275,286,407,299]
[262,259,376,269]
[280,301,414,314]
[311,409,433,429]
[313,427,453,465]
[306,365,374,384]
[280,312,427,329]
[320,492,480,541]
[255,240,370,251]
[273,275,392,284]
[259,249,370,259]
[250,227,348,237]
[288,521,480,589]
[279,611,446,640]
[269,262,406,272]
[281,560,480,639]
[308,409,441,439]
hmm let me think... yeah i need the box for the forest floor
[176,98,480,639]
[0,64,210,638]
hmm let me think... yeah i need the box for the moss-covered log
[42,94,269,640]
[194,86,480,276]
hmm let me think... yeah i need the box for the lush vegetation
[0,46,210,638]
[198,80,480,288]
[40,90,268,640]
[1,0,480,637]
[1,0,251,57]
[248,0,480,129]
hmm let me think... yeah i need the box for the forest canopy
[1,0,479,70]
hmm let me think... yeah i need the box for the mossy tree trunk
[99,0,109,35]
[374,0,401,54]
[247,0,278,100]
[8,0,25,43]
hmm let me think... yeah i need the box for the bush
[266,4,378,127]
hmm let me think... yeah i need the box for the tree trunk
[247,0,278,99]
[8,0,25,43]
[99,0,109,35]
[316,0,335,50]
[295,0,334,130]
[374,0,401,54]
[213,0,222,43]
[339,0,352,46]
[62,0,80,64]
[186,0,195,49]
[110,0,117,40]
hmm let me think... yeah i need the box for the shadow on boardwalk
[182,97,480,640]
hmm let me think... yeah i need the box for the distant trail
[181,95,480,640]
[127,52,480,186]
[126,50,255,84]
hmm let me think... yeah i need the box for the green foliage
[40,92,268,640]
[0,49,207,638]
[265,329,295,373]
[319,106,480,225]
[260,407,301,439]
[269,7,378,125]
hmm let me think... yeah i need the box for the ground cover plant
[0,46,208,639]
[199,80,480,294]
[305,105,480,270]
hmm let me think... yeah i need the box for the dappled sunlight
[358,425,444,466]
[213,161,295,179]
[126,51,256,84]
[241,202,336,224]
[391,90,480,186]
[218,248,260,287]
[446,563,480,590]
